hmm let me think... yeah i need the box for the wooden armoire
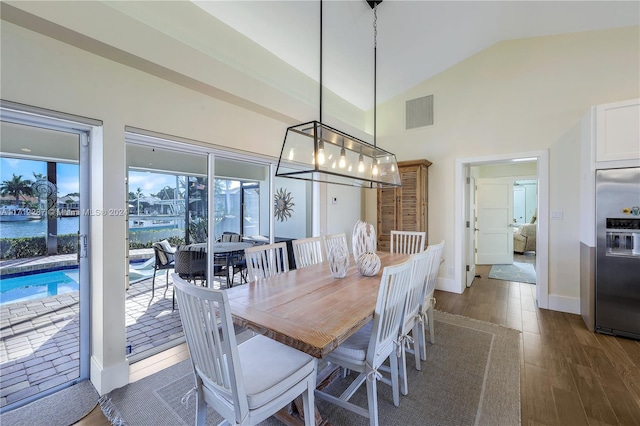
[377,159,431,252]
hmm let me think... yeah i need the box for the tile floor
[0,252,238,409]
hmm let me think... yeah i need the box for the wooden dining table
[226,251,409,424]
[226,251,409,358]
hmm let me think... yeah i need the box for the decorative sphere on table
[328,244,349,278]
[357,252,381,276]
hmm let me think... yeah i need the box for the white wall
[0,21,300,394]
[368,26,640,308]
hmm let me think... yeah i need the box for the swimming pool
[0,269,80,306]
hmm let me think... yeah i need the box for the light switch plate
[551,210,563,220]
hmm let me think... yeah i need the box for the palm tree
[0,174,34,205]
[136,187,143,215]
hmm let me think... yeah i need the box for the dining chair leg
[427,301,436,344]
[390,352,400,407]
[195,380,206,426]
[303,379,315,426]
[412,324,421,371]
[365,375,379,426]
[399,345,409,396]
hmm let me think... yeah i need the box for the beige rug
[101,312,521,425]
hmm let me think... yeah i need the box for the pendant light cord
[373,4,378,149]
[320,0,323,124]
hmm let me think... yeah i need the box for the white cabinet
[595,98,640,164]
[580,97,639,331]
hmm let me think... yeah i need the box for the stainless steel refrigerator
[595,167,640,340]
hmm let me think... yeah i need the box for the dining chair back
[390,230,426,254]
[316,259,414,425]
[397,248,432,395]
[172,274,317,426]
[150,240,175,307]
[244,242,289,282]
[292,236,325,268]
[323,232,348,256]
[418,240,445,360]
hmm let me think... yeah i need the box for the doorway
[0,102,98,411]
[455,150,549,309]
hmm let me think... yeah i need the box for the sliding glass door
[0,106,93,412]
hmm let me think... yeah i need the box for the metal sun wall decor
[274,187,295,222]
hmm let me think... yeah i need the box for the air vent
[405,95,434,130]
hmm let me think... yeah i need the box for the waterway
[0,217,79,239]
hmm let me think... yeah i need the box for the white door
[476,178,514,265]
[466,176,477,287]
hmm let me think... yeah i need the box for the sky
[0,158,172,198]
[1,157,240,200]
[1,157,79,196]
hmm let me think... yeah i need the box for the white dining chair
[292,236,325,268]
[315,259,413,426]
[323,232,348,256]
[390,230,426,254]
[418,240,444,360]
[397,248,432,396]
[244,242,289,282]
[172,274,317,426]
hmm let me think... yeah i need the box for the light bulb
[288,148,294,161]
[348,164,353,172]
[372,159,379,176]
[339,147,346,168]
[317,140,325,165]
[358,154,365,173]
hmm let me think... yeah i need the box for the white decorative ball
[357,252,381,277]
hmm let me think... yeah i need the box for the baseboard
[90,356,129,395]
[548,294,580,315]
[436,276,462,294]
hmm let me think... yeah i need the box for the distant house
[57,195,79,216]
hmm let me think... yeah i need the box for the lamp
[276,0,401,188]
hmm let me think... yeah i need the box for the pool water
[0,270,80,305]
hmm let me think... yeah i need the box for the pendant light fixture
[276,0,401,188]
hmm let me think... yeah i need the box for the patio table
[184,242,253,287]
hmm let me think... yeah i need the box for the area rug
[0,380,98,426]
[488,262,536,284]
[99,312,520,426]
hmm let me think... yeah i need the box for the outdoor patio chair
[172,274,317,426]
[292,236,325,268]
[244,242,289,282]
[174,246,207,308]
[418,240,445,360]
[150,240,175,307]
[220,232,242,242]
[316,259,413,425]
[390,230,426,254]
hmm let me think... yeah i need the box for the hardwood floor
[437,264,640,426]
[76,263,640,426]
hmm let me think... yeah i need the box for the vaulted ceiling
[193,0,640,110]
[2,1,638,117]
